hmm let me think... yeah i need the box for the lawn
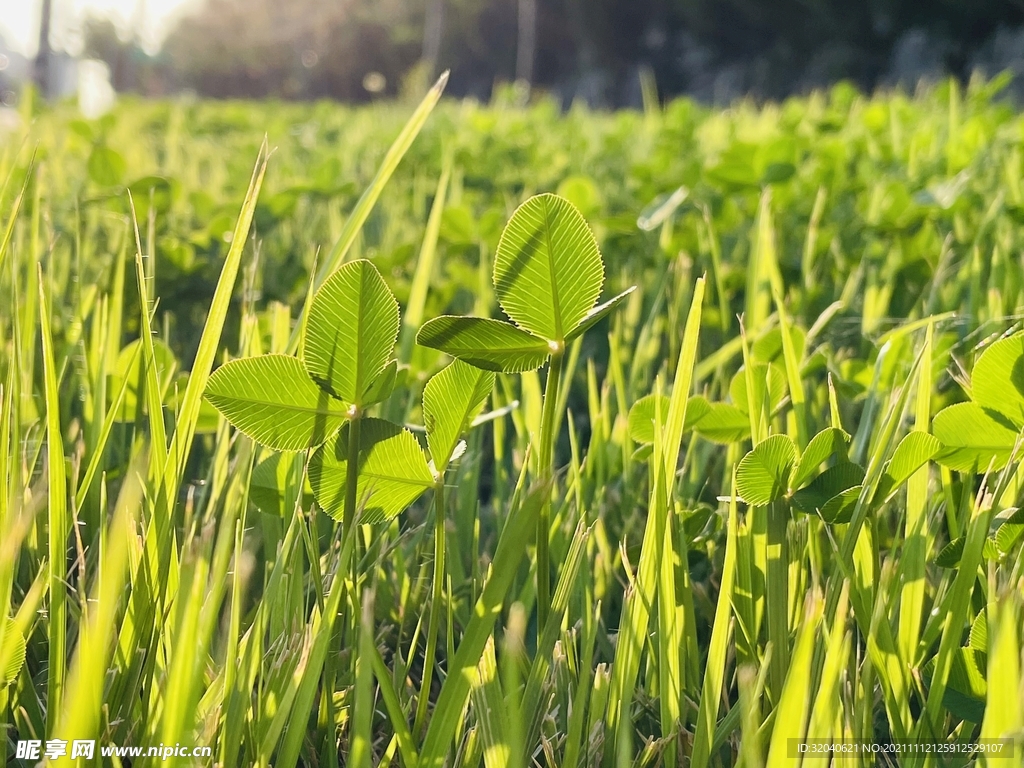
[1,73,1023,766]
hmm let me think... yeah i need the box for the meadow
[1,72,1023,767]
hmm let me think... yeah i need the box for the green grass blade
[898,323,932,665]
[371,644,419,767]
[803,583,850,768]
[314,72,449,289]
[979,595,1022,748]
[399,156,451,363]
[163,140,269,500]
[522,520,589,750]
[39,263,69,735]
[470,636,510,768]
[416,481,546,768]
[690,482,739,768]
[56,459,141,759]
[605,278,704,762]
[350,589,376,768]
[921,484,996,733]
[765,593,822,768]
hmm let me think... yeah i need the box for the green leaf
[932,402,1019,473]
[308,418,433,523]
[818,485,863,524]
[565,286,637,341]
[88,145,127,186]
[935,536,966,568]
[423,359,495,474]
[791,462,865,515]
[874,430,942,503]
[730,361,787,416]
[361,359,398,407]
[416,316,550,373]
[935,533,1000,567]
[790,427,850,490]
[735,434,798,506]
[1,617,26,686]
[969,612,987,652]
[627,394,710,445]
[303,259,400,406]
[493,193,604,342]
[249,454,311,517]
[994,507,1024,554]
[922,648,987,724]
[694,402,751,444]
[972,332,1024,427]
[205,355,348,451]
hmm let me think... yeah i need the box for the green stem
[343,413,362,536]
[536,348,564,629]
[765,499,790,705]
[414,480,446,737]
[320,412,362,767]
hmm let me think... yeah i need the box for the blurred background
[2,0,1024,110]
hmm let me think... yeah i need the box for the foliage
[1,77,1024,767]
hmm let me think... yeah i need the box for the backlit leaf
[88,145,127,187]
[972,332,1024,427]
[730,362,787,417]
[1,618,26,686]
[922,648,987,724]
[566,286,637,342]
[303,259,400,406]
[309,418,433,523]
[694,402,751,444]
[112,338,178,422]
[736,434,798,505]
[874,430,942,503]
[994,507,1024,554]
[361,359,398,407]
[627,394,710,445]
[818,485,862,524]
[792,462,865,515]
[790,427,850,490]
[417,316,550,373]
[205,355,348,451]
[494,193,603,342]
[423,359,494,474]
[932,402,1019,473]
[249,453,311,517]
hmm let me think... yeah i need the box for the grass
[1,72,1024,767]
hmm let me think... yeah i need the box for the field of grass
[1,73,1024,767]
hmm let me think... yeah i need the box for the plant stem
[414,479,446,737]
[344,413,362,536]
[765,499,790,705]
[320,412,362,767]
[536,348,564,629]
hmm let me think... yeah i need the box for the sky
[0,0,197,57]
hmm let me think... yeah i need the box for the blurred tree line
[87,0,1024,104]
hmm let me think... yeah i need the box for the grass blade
[314,72,449,289]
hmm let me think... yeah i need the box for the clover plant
[417,192,635,624]
[931,332,1024,473]
[206,257,499,737]
[205,258,433,532]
